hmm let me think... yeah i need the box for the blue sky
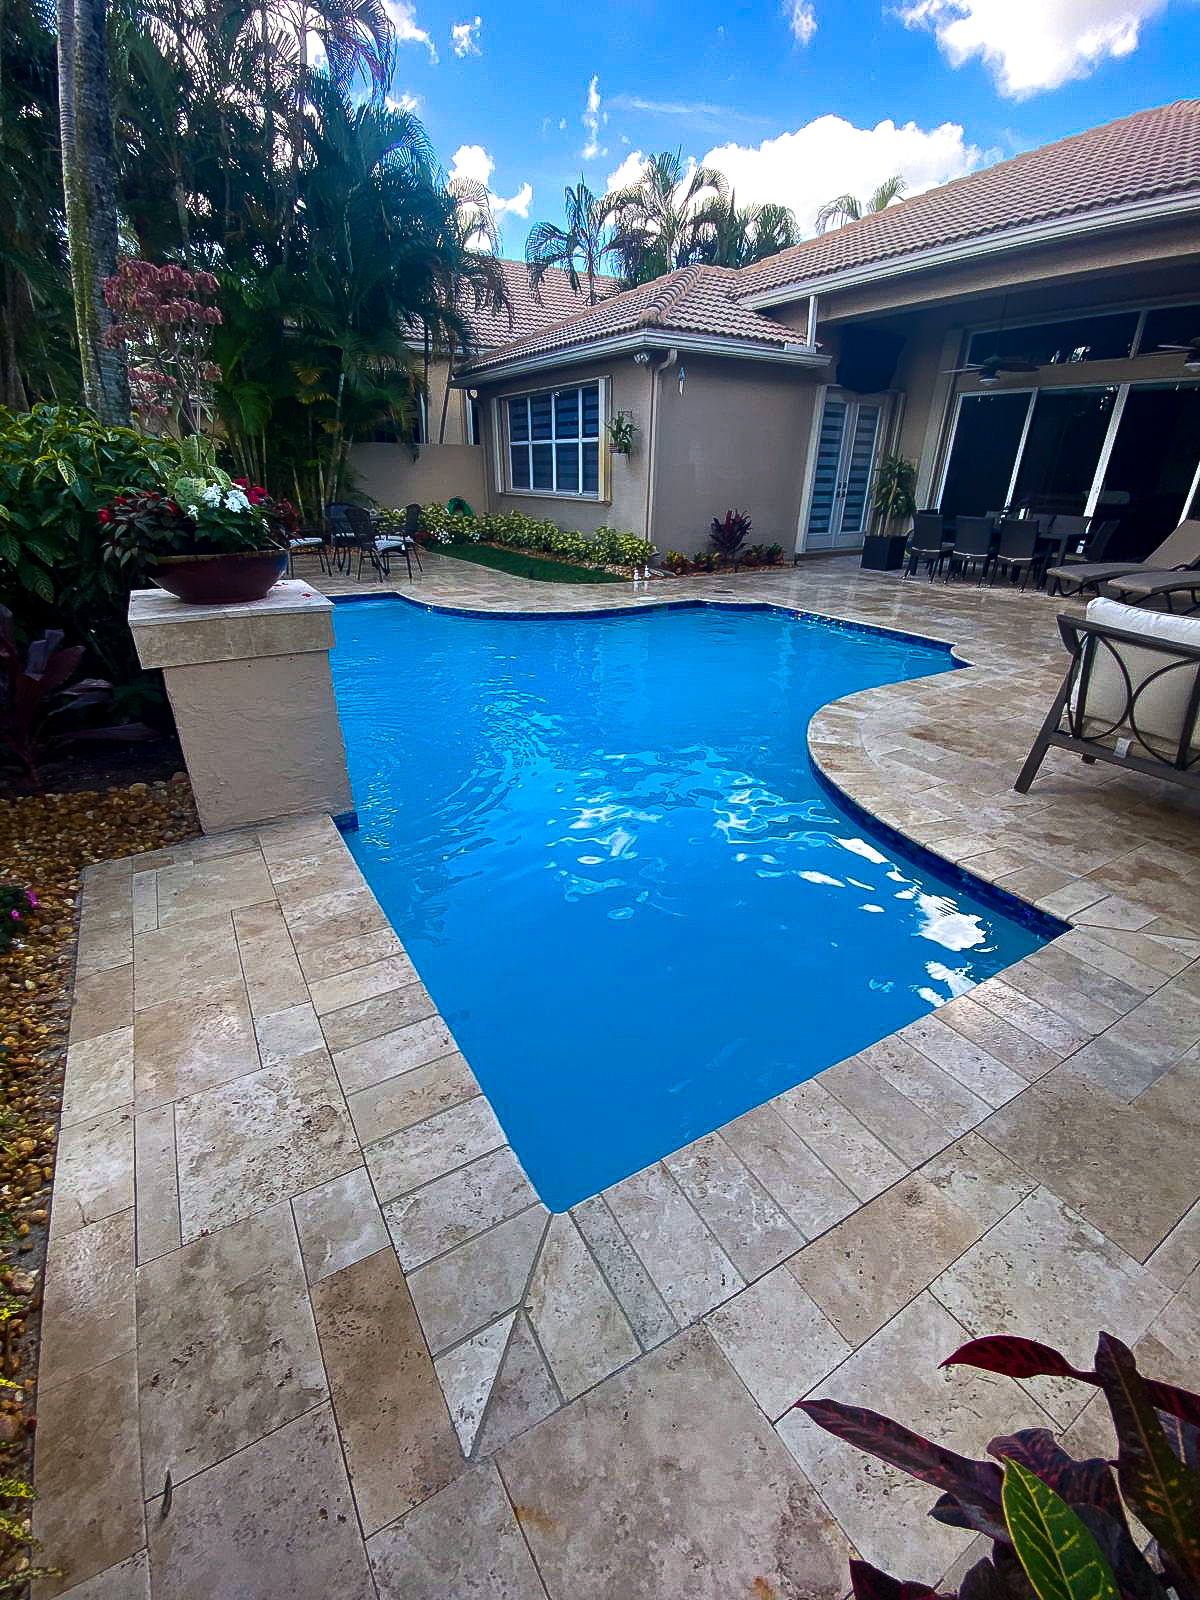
[378,0,1200,250]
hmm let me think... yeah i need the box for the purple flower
[26,892,38,908]
[10,908,19,920]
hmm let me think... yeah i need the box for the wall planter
[149,550,288,605]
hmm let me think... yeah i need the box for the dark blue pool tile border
[332,590,1067,940]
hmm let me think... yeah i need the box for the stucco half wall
[649,355,820,557]
[347,442,487,511]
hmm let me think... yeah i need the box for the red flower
[98,508,111,523]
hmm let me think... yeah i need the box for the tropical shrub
[0,607,150,786]
[798,1329,1200,1600]
[0,404,179,679]
[414,505,654,571]
[102,260,223,435]
[710,508,752,560]
[99,472,295,584]
[872,454,918,530]
[0,886,36,953]
[663,550,689,573]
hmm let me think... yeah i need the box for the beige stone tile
[1007,944,1147,1030]
[664,1132,803,1278]
[132,913,241,1011]
[777,1292,1053,1585]
[787,1173,983,1348]
[1081,924,1196,979]
[931,1187,1172,1424]
[292,1166,390,1284]
[39,1209,135,1392]
[920,1131,1035,1227]
[75,922,133,978]
[366,1095,506,1203]
[368,1461,547,1600]
[54,1549,149,1600]
[819,1054,949,1166]
[1072,894,1160,931]
[854,1034,992,1139]
[69,965,133,1046]
[898,1013,1026,1107]
[131,871,158,937]
[283,885,391,957]
[62,1027,134,1128]
[934,993,1062,1082]
[771,1078,907,1202]
[297,926,407,983]
[348,1052,479,1145]
[1146,1196,1200,1289]
[706,1267,851,1421]
[50,1108,134,1240]
[321,981,437,1054]
[32,1353,144,1600]
[133,1104,180,1263]
[236,927,309,1018]
[968,975,1092,1054]
[721,1104,858,1240]
[137,1203,327,1491]
[1057,927,1174,993]
[334,1015,459,1095]
[133,987,259,1111]
[147,1405,373,1600]
[571,1194,678,1351]
[435,1315,515,1455]
[604,1164,743,1324]
[308,952,421,1016]
[473,1312,560,1455]
[409,1205,548,1354]
[526,1214,639,1401]
[253,999,327,1069]
[981,1070,1200,1260]
[311,1247,461,1535]
[385,1146,538,1270]
[155,851,274,925]
[499,1325,851,1600]
[1067,983,1200,1100]
[175,1051,359,1239]
[270,852,366,908]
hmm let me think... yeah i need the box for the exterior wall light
[677,365,687,396]
[632,352,650,365]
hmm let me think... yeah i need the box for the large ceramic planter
[148,551,288,605]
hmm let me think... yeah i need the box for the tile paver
[40,552,1200,1599]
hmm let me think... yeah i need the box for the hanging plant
[607,412,637,456]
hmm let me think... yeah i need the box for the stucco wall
[649,355,820,557]
[346,442,487,511]
[474,356,653,535]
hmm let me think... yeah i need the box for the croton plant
[799,1331,1199,1600]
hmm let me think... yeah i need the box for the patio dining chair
[374,502,424,582]
[944,515,994,583]
[905,512,951,578]
[327,502,384,580]
[989,519,1041,590]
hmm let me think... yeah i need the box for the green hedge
[406,505,655,571]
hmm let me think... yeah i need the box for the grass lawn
[437,541,625,584]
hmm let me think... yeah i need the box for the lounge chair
[1044,518,1200,598]
[1015,597,1200,793]
[1100,570,1200,613]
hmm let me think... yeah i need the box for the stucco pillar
[128,581,355,834]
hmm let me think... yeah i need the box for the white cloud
[896,0,1167,97]
[786,0,817,43]
[385,0,437,61]
[386,90,421,112]
[450,15,482,56]
[581,74,606,160]
[604,149,648,192]
[447,145,532,236]
[702,113,985,234]
[558,116,567,131]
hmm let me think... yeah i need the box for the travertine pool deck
[40,552,1200,1598]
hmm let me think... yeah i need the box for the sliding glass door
[1093,385,1200,559]
[1011,389,1117,516]
[938,393,1029,519]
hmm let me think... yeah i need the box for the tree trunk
[437,334,456,444]
[57,0,129,423]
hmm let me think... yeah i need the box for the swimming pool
[332,598,1054,1211]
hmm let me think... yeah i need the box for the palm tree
[691,194,800,268]
[433,179,513,443]
[56,0,130,421]
[751,202,800,260]
[525,178,619,306]
[815,175,905,234]
[607,151,728,281]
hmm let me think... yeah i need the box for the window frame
[502,379,606,500]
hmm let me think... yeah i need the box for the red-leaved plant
[102,259,222,435]
[709,508,752,560]
[798,1331,1200,1600]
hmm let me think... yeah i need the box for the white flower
[224,488,251,513]
[199,483,223,507]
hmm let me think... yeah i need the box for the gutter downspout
[643,347,678,553]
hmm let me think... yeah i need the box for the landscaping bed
[436,542,624,584]
[0,774,198,1588]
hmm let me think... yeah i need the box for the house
[347,261,621,510]
[445,100,1200,563]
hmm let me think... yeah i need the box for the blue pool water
[332,598,1052,1210]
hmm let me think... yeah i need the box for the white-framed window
[506,381,601,497]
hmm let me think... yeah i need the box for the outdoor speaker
[835,325,906,394]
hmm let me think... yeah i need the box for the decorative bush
[0,885,36,952]
[415,505,654,571]
[710,508,752,560]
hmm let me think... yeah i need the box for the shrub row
[409,505,655,571]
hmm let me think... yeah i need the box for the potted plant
[607,413,636,457]
[100,451,298,604]
[863,454,917,570]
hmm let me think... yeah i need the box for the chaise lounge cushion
[1072,598,1200,758]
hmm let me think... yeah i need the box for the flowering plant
[0,885,36,952]
[99,459,296,574]
[102,259,222,435]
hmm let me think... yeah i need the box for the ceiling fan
[943,352,1038,385]
[1157,336,1200,372]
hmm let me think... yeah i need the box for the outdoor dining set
[287,502,424,581]
[903,509,1116,590]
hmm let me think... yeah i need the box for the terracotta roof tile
[738,99,1200,300]
[460,261,622,350]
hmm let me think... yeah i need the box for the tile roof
[460,261,622,350]
[738,99,1200,301]
[458,264,803,374]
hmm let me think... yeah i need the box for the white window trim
[503,379,606,500]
